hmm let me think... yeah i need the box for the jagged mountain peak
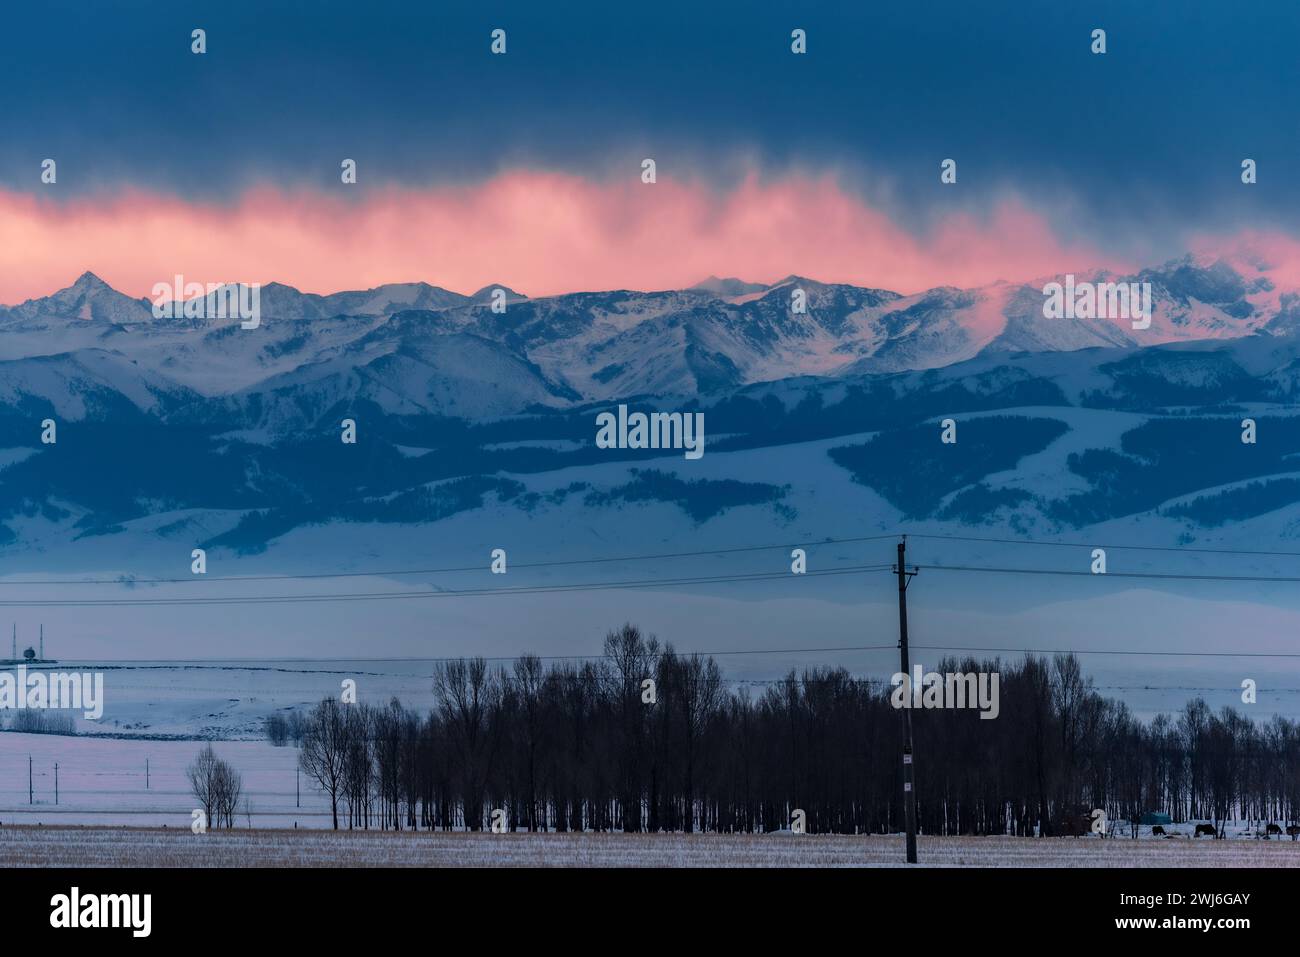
[1,271,154,325]
[70,270,112,290]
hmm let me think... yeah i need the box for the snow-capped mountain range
[0,253,1295,423]
[1,253,1299,571]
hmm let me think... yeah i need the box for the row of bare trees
[263,710,307,747]
[914,654,1300,836]
[284,623,1300,834]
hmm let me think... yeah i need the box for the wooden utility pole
[28,755,33,805]
[54,762,58,805]
[896,538,918,864]
[146,758,150,790]
[297,767,301,808]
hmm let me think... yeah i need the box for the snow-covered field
[3,827,1298,868]
[0,731,332,828]
[13,660,439,739]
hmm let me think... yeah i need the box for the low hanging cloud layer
[0,171,1142,304]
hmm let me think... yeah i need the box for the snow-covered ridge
[1,253,1293,416]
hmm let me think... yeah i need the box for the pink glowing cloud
[0,171,1135,304]
[1188,230,1300,290]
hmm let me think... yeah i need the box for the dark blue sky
[1,0,1297,255]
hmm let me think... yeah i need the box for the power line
[17,527,1298,590]
[910,644,1300,659]
[1093,686,1300,693]
[910,531,1300,559]
[8,552,1298,609]
[33,650,899,665]
[0,564,895,607]
[66,648,907,686]
[6,530,1300,594]
[728,676,1300,691]
[0,534,902,586]
[916,563,1300,584]
[2,527,1300,595]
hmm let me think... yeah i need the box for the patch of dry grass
[3,826,1299,867]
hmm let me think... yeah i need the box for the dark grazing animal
[1194,824,1218,837]
[1266,823,1283,837]
[1287,825,1300,840]
[1151,825,1166,836]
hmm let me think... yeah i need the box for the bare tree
[342,703,374,829]
[187,744,221,829]
[673,651,723,833]
[513,655,547,831]
[214,758,243,829]
[300,697,350,830]
[603,624,659,832]
[433,658,504,830]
